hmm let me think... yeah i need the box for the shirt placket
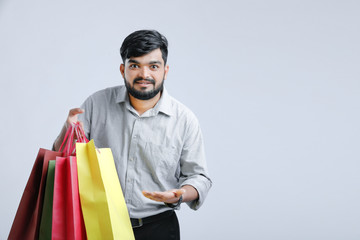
[124,117,141,209]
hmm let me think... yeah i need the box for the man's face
[120,48,169,100]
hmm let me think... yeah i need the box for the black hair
[120,30,168,64]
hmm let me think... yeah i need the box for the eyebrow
[149,61,162,65]
[128,59,140,64]
[127,59,163,65]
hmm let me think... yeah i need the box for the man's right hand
[54,108,84,151]
[67,108,84,127]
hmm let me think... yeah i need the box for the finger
[142,190,156,199]
[146,191,164,199]
[142,191,167,202]
[69,108,84,117]
[67,108,84,126]
[142,191,159,201]
[142,190,150,196]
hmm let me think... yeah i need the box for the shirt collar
[154,87,173,116]
[116,85,128,103]
[115,85,173,116]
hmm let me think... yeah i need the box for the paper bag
[52,156,86,240]
[76,140,134,240]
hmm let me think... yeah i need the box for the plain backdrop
[1,0,359,239]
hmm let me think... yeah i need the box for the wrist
[164,195,183,208]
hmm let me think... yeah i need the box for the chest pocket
[143,142,180,182]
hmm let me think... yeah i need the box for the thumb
[69,108,84,117]
[67,108,84,125]
[173,189,186,198]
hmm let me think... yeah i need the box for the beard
[124,77,164,100]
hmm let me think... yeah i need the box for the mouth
[134,78,155,87]
[136,80,152,84]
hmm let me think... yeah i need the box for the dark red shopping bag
[8,149,62,240]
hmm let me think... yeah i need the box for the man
[54,30,212,240]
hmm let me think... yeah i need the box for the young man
[54,30,212,240]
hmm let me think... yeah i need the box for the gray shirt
[78,85,212,218]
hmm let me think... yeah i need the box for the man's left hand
[142,189,185,204]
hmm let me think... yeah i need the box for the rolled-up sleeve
[179,116,212,210]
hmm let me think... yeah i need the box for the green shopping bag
[38,160,56,240]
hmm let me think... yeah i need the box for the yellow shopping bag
[76,140,134,240]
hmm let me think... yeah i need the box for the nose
[139,67,151,79]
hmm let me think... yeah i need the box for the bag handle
[75,123,89,143]
[58,124,74,155]
[58,122,88,156]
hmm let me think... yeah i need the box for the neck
[128,92,162,115]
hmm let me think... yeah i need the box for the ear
[120,64,125,78]
[164,64,169,80]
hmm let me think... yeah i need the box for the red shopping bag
[51,122,87,240]
[8,149,62,240]
[52,156,87,240]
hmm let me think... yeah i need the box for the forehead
[125,48,164,65]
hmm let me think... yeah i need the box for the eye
[150,65,159,70]
[129,64,139,69]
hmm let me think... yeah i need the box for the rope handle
[58,122,89,156]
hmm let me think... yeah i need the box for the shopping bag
[52,156,87,240]
[9,122,86,240]
[8,150,62,240]
[76,140,135,240]
[51,122,87,240]
[38,160,56,240]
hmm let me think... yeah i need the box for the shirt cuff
[180,175,212,210]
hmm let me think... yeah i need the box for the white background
[1,0,359,239]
